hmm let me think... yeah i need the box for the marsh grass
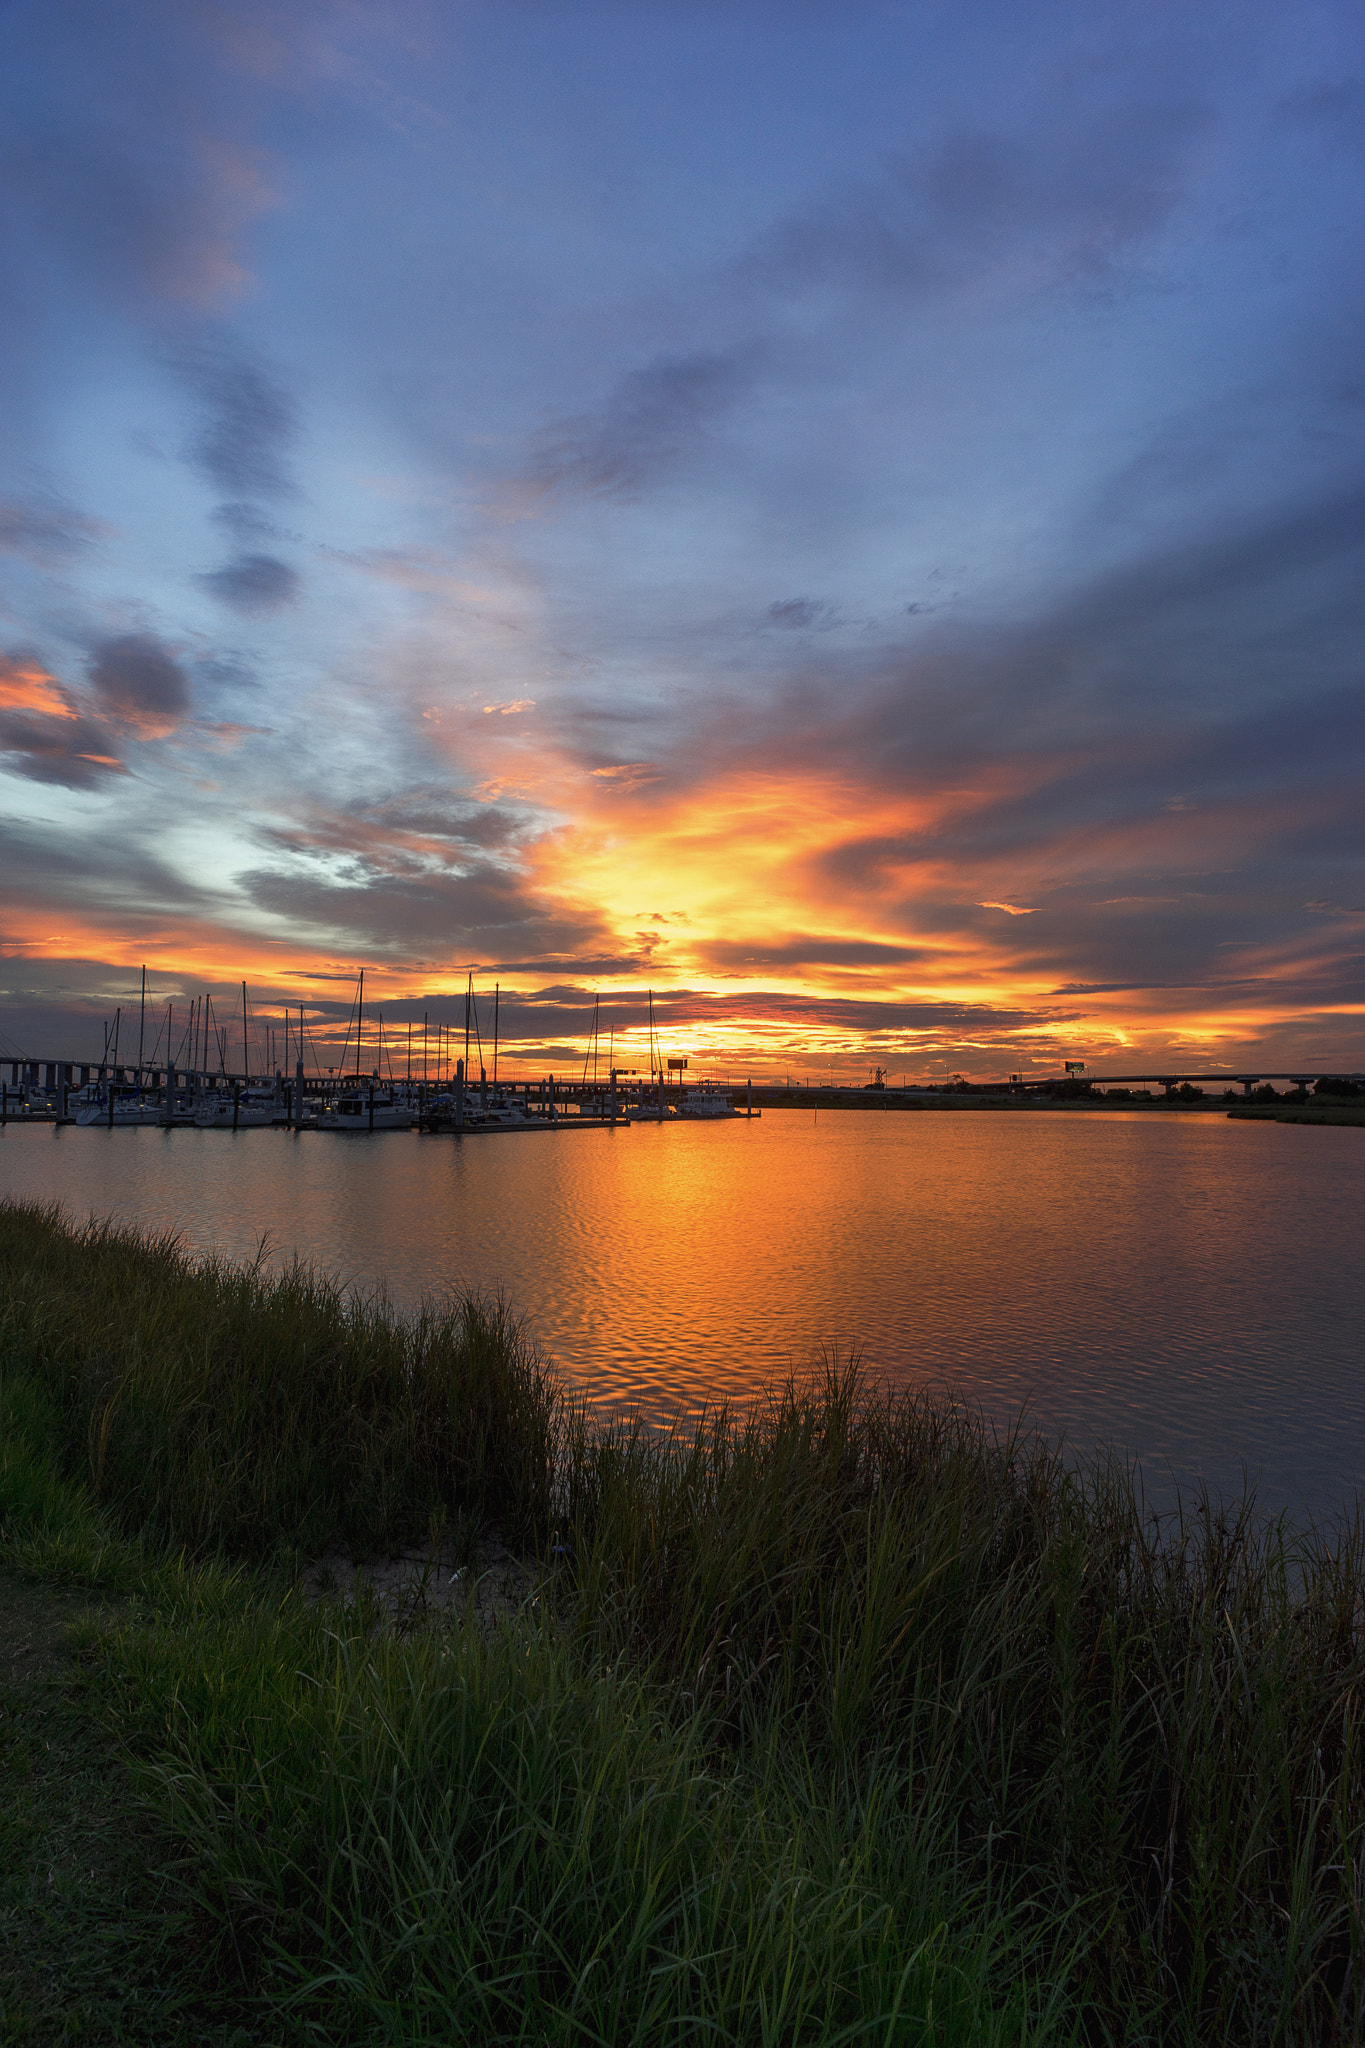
[4,1195,1365,2042]
[0,1195,561,1562]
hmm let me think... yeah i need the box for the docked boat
[2,1083,55,1119]
[73,1086,163,1126]
[471,1093,538,1127]
[673,1084,742,1120]
[193,1088,277,1129]
[315,1084,417,1131]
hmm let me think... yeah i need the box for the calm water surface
[1,1110,1361,1518]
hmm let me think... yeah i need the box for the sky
[2,0,1364,1083]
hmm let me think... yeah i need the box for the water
[1,1110,1361,1519]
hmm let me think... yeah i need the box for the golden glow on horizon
[5,703,1361,1074]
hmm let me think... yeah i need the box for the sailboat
[314,979,419,1129]
[193,1089,276,1129]
[630,990,671,1120]
[73,1084,163,1126]
[194,984,277,1126]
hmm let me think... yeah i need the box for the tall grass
[564,1389,1365,2038]
[0,1196,560,1560]
[107,1601,1060,2044]
[5,1195,1365,2041]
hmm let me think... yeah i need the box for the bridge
[3,1055,1361,1110]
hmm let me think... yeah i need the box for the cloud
[337,794,525,850]
[0,652,126,786]
[696,935,930,972]
[750,99,1204,308]
[0,655,124,787]
[526,349,755,502]
[588,763,659,790]
[0,498,106,562]
[0,3,277,313]
[980,902,1038,915]
[239,855,614,965]
[0,653,77,719]
[0,707,125,787]
[482,699,536,715]
[198,551,300,612]
[766,599,837,630]
[173,340,297,497]
[212,500,278,541]
[88,633,190,738]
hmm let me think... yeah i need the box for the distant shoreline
[744,1088,1365,1124]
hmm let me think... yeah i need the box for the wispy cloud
[198,552,300,612]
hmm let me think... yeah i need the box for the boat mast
[356,970,364,1082]
[137,965,146,1083]
[241,981,249,1084]
[493,985,499,1088]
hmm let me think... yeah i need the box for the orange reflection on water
[1,1110,1362,1518]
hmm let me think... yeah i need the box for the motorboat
[471,1093,538,1127]
[2,1083,54,1118]
[673,1084,741,1120]
[315,1084,417,1131]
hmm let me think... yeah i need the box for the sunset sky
[2,0,1363,1080]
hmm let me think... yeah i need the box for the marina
[0,974,759,1132]
[0,1064,757,1131]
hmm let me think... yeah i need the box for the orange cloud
[0,656,78,719]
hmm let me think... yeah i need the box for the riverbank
[749,1087,1229,1111]
[4,1195,1365,2043]
[751,1088,1365,1123]
[1227,1102,1365,1126]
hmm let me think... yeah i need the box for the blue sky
[2,0,1363,1077]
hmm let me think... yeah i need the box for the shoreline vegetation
[4,1202,1365,2041]
[748,1085,1365,1125]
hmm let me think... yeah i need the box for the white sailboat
[193,1086,277,1128]
[73,1084,163,1126]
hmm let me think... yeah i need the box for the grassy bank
[1227,1104,1365,1127]
[4,1197,1365,2043]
